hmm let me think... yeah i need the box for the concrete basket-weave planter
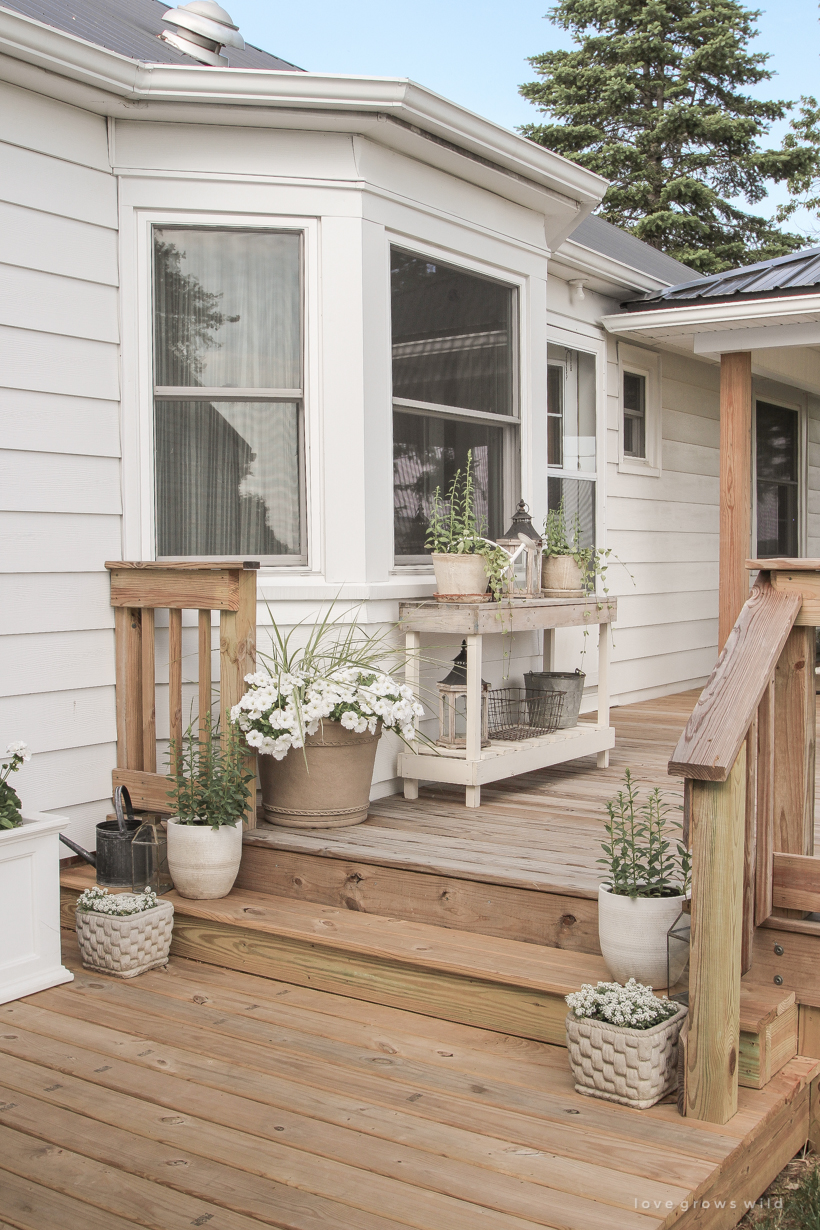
[75,900,174,978]
[565,1005,687,1109]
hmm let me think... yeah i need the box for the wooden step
[60,865,798,1090]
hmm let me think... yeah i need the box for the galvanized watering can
[59,785,141,887]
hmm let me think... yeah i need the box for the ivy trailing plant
[543,500,617,600]
[0,741,30,831]
[598,770,691,899]
[425,451,511,601]
[167,712,254,830]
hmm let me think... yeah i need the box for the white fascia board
[551,237,672,297]
[693,321,820,354]
[601,293,820,341]
[0,4,607,215]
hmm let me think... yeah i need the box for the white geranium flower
[6,741,30,761]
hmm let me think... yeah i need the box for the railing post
[220,568,257,828]
[774,626,816,872]
[685,744,746,1124]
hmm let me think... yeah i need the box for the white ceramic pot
[597,884,687,988]
[542,554,584,593]
[166,818,243,900]
[0,812,74,1005]
[431,553,489,597]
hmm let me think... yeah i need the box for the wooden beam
[755,675,775,925]
[220,569,257,827]
[772,852,820,913]
[124,608,143,771]
[686,745,746,1123]
[742,712,758,974]
[140,607,156,774]
[719,351,752,651]
[198,609,212,741]
[108,567,241,611]
[774,627,816,872]
[668,579,799,781]
[168,607,183,773]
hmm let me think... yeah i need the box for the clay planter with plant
[596,770,691,988]
[231,607,424,829]
[425,451,510,601]
[165,714,254,900]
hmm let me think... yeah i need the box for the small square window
[623,371,646,459]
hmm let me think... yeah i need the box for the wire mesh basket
[487,688,565,741]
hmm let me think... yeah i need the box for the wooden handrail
[668,578,801,781]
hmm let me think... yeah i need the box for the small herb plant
[425,451,511,601]
[543,500,617,600]
[0,741,30,831]
[598,769,691,899]
[168,712,254,829]
[77,885,159,915]
[566,979,680,1030]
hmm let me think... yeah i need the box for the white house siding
[0,79,120,854]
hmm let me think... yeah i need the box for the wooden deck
[2,932,817,1230]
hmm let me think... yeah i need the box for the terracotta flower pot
[166,818,243,900]
[258,719,381,828]
[598,885,688,987]
[541,554,584,594]
[431,553,489,598]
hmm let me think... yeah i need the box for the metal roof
[569,214,695,286]
[1,0,302,70]
[631,245,820,309]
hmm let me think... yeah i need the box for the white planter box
[0,811,74,1005]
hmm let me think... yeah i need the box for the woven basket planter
[75,900,174,978]
[566,1005,688,1109]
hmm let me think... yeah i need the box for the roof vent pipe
[160,1,244,66]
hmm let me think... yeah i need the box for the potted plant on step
[597,770,691,987]
[425,451,510,601]
[165,714,254,900]
[566,978,687,1108]
[232,609,424,829]
[0,741,74,1004]
[75,885,174,977]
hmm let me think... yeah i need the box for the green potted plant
[232,608,424,828]
[165,714,254,900]
[565,979,687,1108]
[425,452,510,601]
[74,885,174,978]
[596,770,691,987]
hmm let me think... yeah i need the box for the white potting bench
[398,596,616,807]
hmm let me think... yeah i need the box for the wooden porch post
[719,352,752,650]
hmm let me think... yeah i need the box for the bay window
[391,248,518,560]
[153,227,305,561]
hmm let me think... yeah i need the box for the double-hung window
[390,248,518,560]
[546,343,596,547]
[756,399,799,557]
[152,227,305,561]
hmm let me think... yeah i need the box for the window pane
[155,400,301,557]
[547,364,563,467]
[548,476,595,549]
[756,481,798,557]
[623,371,646,458]
[154,229,301,389]
[391,249,515,415]
[393,411,504,557]
[757,402,797,483]
[547,345,596,472]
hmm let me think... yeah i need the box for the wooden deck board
[3,940,817,1230]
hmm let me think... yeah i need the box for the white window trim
[751,389,807,558]
[546,325,607,553]
[618,342,661,477]
[386,234,528,565]
[121,207,322,572]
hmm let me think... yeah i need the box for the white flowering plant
[0,740,31,831]
[230,605,424,761]
[566,979,680,1031]
[76,885,159,916]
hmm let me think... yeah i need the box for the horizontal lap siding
[606,345,720,705]
[0,83,120,855]
[808,396,820,557]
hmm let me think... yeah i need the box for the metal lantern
[436,640,490,748]
[497,500,543,598]
[131,815,173,895]
[666,900,691,1005]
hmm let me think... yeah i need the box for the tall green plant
[167,712,253,829]
[424,451,510,600]
[598,770,690,898]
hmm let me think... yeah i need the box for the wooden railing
[106,561,258,827]
[669,563,818,1124]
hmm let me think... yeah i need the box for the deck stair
[60,865,796,1089]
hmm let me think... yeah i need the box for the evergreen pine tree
[520,0,814,273]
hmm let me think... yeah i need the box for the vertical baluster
[741,711,758,973]
[220,569,257,827]
[198,609,212,741]
[755,675,775,925]
[169,607,183,772]
[141,607,157,773]
[119,606,143,770]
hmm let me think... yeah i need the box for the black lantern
[436,641,490,748]
[497,501,543,597]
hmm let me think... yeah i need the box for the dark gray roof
[568,214,695,285]
[633,245,820,309]
[1,0,302,70]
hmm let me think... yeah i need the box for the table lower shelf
[397,722,615,787]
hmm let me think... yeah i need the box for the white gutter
[552,236,674,296]
[602,292,820,339]
[0,4,607,210]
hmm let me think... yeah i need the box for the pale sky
[227,0,820,235]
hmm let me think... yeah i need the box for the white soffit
[601,293,820,350]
